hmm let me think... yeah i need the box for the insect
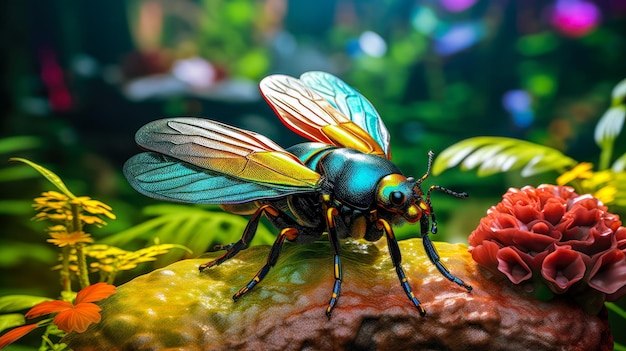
[123,71,472,317]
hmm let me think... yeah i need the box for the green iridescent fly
[124,71,472,316]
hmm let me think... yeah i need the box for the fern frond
[432,137,577,177]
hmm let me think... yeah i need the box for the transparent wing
[260,74,386,158]
[300,71,391,158]
[124,152,312,204]
[131,117,321,193]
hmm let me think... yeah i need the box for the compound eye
[390,191,405,206]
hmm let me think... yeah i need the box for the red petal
[25,300,72,319]
[588,249,626,295]
[541,248,585,293]
[53,303,102,333]
[497,247,532,284]
[0,323,39,349]
[75,282,116,304]
[469,240,500,270]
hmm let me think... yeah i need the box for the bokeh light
[359,31,387,58]
[346,31,387,58]
[547,0,601,37]
[411,6,439,35]
[439,0,478,13]
[172,57,217,89]
[503,90,535,128]
[434,22,485,56]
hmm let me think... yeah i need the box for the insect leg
[377,218,426,316]
[324,206,342,318]
[420,216,472,292]
[199,204,280,272]
[233,227,298,301]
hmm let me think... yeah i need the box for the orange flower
[0,323,39,349]
[25,283,116,333]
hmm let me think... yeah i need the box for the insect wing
[260,74,386,158]
[124,152,310,204]
[300,71,391,159]
[132,117,321,193]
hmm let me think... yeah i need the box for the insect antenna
[415,151,435,187]
[426,185,469,234]
[414,150,469,233]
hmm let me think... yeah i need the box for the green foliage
[0,159,192,349]
[196,0,268,79]
[0,136,42,155]
[0,296,52,314]
[9,158,76,199]
[433,78,626,215]
[0,314,27,334]
[596,78,626,171]
[432,136,577,177]
[100,204,275,263]
[73,243,191,283]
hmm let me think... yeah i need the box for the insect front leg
[376,218,426,316]
[420,216,473,292]
[199,204,280,272]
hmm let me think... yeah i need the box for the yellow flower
[71,197,116,219]
[594,186,617,205]
[557,162,594,185]
[33,191,70,211]
[33,212,70,222]
[47,231,94,247]
[80,215,108,227]
[31,192,115,227]
[47,225,67,233]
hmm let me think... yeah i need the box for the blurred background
[1,0,626,342]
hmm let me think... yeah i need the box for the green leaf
[101,204,274,256]
[612,152,626,172]
[0,241,57,267]
[0,165,45,183]
[432,137,577,177]
[141,203,215,216]
[0,199,33,215]
[611,78,626,106]
[0,313,26,334]
[0,136,42,154]
[99,215,177,246]
[8,158,76,199]
[594,105,625,147]
[0,295,52,313]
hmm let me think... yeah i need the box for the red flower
[541,246,586,293]
[469,184,626,305]
[496,247,532,284]
[26,283,116,333]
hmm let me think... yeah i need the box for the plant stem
[70,202,90,288]
[70,202,83,234]
[76,243,90,289]
[598,140,613,171]
[60,246,71,293]
[106,270,117,285]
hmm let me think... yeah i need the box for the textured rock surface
[65,239,612,350]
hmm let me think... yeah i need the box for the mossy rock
[65,239,612,350]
